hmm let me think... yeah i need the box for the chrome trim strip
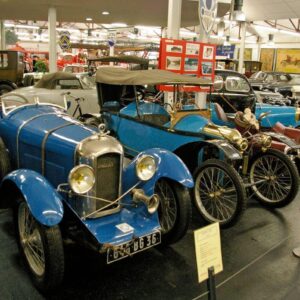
[41,122,75,175]
[16,112,61,168]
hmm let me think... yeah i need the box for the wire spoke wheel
[155,180,178,234]
[154,179,191,245]
[15,199,65,292]
[18,202,45,277]
[193,159,246,227]
[249,149,298,207]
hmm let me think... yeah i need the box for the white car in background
[13,71,99,118]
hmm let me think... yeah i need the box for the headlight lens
[68,165,95,194]
[136,155,156,181]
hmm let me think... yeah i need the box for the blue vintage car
[95,67,248,228]
[210,69,300,128]
[0,93,193,292]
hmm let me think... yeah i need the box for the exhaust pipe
[132,189,160,214]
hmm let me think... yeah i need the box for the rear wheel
[155,179,191,245]
[249,148,299,207]
[193,159,247,228]
[16,200,65,292]
[0,84,13,95]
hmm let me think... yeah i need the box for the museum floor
[1,193,300,300]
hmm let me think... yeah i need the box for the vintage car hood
[0,105,96,187]
[255,103,297,127]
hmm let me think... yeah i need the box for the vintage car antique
[95,67,249,228]
[264,76,300,99]
[13,71,99,118]
[0,50,24,95]
[210,69,300,129]
[0,93,193,292]
[249,71,292,91]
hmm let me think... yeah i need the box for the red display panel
[158,38,216,91]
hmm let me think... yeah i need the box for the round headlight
[136,155,156,181]
[68,165,95,194]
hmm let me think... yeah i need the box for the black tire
[15,199,64,292]
[0,84,13,95]
[193,159,247,228]
[249,148,299,208]
[155,179,191,245]
[0,138,11,181]
[23,75,34,87]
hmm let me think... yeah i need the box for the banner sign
[199,0,218,36]
[58,31,71,51]
[216,45,236,59]
[159,38,216,91]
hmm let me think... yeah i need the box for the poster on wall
[275,49,300,73]
[198,0,217,36]
[159,38,216,91]
[260,48,275,71]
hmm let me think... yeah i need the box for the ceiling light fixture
[102,11,110,15]
[267,34,275,46]
[223,36,231,46]
[86,17,93,21]
[253,24,279,33]
[15,24,40,29]
[279,29,300,36]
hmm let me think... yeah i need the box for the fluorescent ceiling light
[16,24,39,29]
[56,28,80,33]
[86,17,93,21]
[180,30,197,37]
[102,11,110,15]
[4,23,15,27]
[253,24,279,33]
[111,23,127,27]
[279,29,300,36]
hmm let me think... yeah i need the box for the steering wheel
[163,103,174,111]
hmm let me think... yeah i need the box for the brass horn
[132,189,160,214]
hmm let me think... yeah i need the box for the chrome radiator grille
[95,153,121,209]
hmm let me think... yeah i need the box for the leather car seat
[214,103,228,122]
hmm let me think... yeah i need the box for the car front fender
[1,169,64,226]
[201,139,243,162]
[122,148,194,195]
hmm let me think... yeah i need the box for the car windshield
[1,93,67,115]
[79,75,95,89]
[250,72,266,80]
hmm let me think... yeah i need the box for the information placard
[194,222,223,283]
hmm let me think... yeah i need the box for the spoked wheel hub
[155,180,178,235]
[18,202,45,277]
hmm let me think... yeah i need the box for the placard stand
[207,266,217,300]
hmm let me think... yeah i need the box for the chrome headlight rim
[136,155,157,181]
[68,164,95,195]
[235,137,249,152]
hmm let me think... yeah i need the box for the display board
[275,49,300,73]
[260,48,275,71]
[158,38,216,91]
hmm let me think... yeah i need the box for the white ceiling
[0,0,300,26]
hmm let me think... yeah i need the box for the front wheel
[249,148,299,207]
[16,200,65,292]
[193,159,247,228]
[155,179,191,245]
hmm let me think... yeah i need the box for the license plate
[107,231,161,264]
